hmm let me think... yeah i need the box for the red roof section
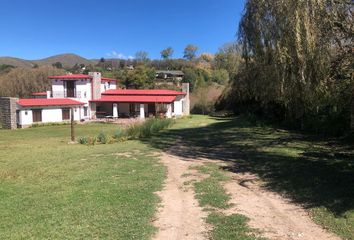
[48,74,117,82]
[17,98,85,107]
[90,95,176,103]
[102,89,185,96]
[31,92,47,96]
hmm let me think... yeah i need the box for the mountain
[0,57,35,68]
[33,54,94,68]
[0,54,96,68]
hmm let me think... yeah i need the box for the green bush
[125,123,142,139]
[97,132,109,144]
[78,136,88,145]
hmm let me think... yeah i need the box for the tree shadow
[143,117,354,217]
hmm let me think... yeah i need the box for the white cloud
[106,50,134,59]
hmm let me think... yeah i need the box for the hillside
[0,53,95,68]
[0,57,35,68]
[33,53,94,68]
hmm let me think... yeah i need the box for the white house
[16,72,190,127]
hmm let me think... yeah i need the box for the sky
[0,0,245,60]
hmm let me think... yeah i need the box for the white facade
[16,72,189,127]
[18,107,81,126]
[173,95,184,116]
[18,109,33,126]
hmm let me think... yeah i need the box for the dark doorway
[66,81,75,97]
[32,109,42,122]
[148,103,156,115]
[62,108,70,120]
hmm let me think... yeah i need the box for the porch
[91,102,172,119]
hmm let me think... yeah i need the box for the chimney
[89,72,101,100]
[182,83,190,115]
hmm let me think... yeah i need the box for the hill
[33,53,94,68]
[0,53,95,68]
[0,57,35,68]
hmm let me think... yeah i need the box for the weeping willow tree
[226,0,353,134]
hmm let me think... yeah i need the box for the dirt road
[153,150,341,240]
[224,172,341,240]
[153,152,208,240]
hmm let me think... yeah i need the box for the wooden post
[71,107,75,142]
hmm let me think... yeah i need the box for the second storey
[49,72,117,103]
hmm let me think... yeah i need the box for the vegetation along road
[0,116,353,239]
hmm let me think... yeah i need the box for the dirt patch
[153,152,209,240]
[223,172,341,240]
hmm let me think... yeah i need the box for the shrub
[87,136,97,145]
[124,118,175,139]
[125,123,142,139]
[78,136,88,145]
[97,132,109,144]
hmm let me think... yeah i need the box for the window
[62,108,70,120]
[84,107,88,117]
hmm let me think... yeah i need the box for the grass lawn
[1,116,353,239]
[0,123,164,239]
[147,115,354,239]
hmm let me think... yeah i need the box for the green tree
[52,62,63,69]
[211,69,229,85]
[214,43,241,79]
[122,65,155,89]
[160,47,174,59]
[223,0,353,135]
[183,44,198,61]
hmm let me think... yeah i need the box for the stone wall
[0,97,18,129]
[89,72,101,100]
[182,83,190,115]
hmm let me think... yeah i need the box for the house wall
[76,80,91,103]
[52,80,65,97]
[18,107,82,127]
[42,109,63,123]
[19,109,33,126]
[173,95,184,116]
[101,81,117,93]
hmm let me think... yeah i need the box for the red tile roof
[31,92,47,96]
[48,74,117,82]
[17,98,85,107]
[102,89,185,96]
[90,95,176,103]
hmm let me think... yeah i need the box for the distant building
[155,70,184,87]
[11,72,190,128]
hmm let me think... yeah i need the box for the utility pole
[71,107,75,142]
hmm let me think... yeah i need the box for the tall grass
[79,118,175,145]
[124,118,175,139]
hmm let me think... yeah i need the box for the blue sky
[0,0,245,60]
